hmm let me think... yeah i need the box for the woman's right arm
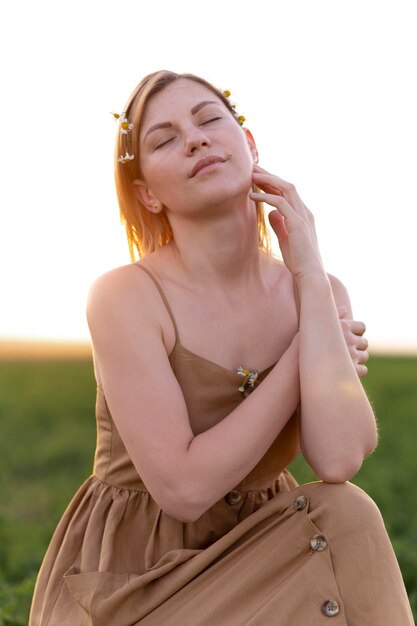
[87,267,300,523]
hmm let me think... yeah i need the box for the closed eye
[201,116,222,125]
[154,116,222,149]
[155,137,175,150]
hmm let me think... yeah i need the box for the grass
[0,355,416,623]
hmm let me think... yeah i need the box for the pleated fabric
[29,264,414,625]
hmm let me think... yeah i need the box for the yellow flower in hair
[111,112,123,120]
[222,89,246,126]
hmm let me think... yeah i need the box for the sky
[1,0,416,352]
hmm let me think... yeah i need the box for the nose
[184,128,211,156]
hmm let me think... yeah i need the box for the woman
[30,71,413,625]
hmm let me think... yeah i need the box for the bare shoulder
[327,273,353,317]
[87,259,171,344]
[87,261,155,311]
[263,254,351,315]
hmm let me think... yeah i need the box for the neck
[164,197,270,296]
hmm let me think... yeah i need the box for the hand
[250,164,324,279]
[338,306,369,378]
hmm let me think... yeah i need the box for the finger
[268,208,287,233]
[349,320,366,336]
[356,336,369,350]
[253,164,295,186]
[356,364,368,378]
[253,181,284,197]
[356,349,369,365]
[269,210,288,249]
[249,192,298,228]
[252,168,307,217]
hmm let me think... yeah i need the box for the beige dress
[29,265,414,625]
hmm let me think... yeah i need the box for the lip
[190,155,226,178]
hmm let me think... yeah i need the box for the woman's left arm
[296,270,378,483]
[251,166,378,482]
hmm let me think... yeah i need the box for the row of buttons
[224,492,311,508]
[292,495,340,617]
[224,493,311,508]
[224,491,341,617]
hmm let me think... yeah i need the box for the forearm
[181,338,300,520]
[297,272,377,481]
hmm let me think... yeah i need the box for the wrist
[296,269,330,290]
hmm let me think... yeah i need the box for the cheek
[232,134,255,171]
[146,164,185,207]
[142,159,178,196]
[233,148,255,181]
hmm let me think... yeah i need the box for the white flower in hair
[118,152,134,163]
[111,111,134,133]
[119,119,134,135]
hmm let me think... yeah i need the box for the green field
[0,355,416,624]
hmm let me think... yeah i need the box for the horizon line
[1,337,417,360]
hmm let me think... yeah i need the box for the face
[136,79,257,216]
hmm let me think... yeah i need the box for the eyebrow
[143,100,219,139]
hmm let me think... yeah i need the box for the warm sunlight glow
[1,1,416,353]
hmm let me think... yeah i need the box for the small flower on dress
[118,152,134,163]
[236,367,259,395]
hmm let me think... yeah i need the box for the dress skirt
[29,473,414,625]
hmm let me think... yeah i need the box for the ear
[244,128,259,164]
[132,179,163,214]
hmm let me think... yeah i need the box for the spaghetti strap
[134,263,180,343]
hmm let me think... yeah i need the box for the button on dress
[29,264,414,625]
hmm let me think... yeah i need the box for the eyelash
[154,117,222,150]
[201,116,222,125]
[155,138,174,150]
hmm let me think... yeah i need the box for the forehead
[142,79,223,126]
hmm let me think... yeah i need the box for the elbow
[158,483,208,524]
[310,455,364,483]
[314,455,365,484]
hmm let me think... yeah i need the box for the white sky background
[1,0,416,351]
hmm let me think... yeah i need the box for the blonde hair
[114,70,272,260]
